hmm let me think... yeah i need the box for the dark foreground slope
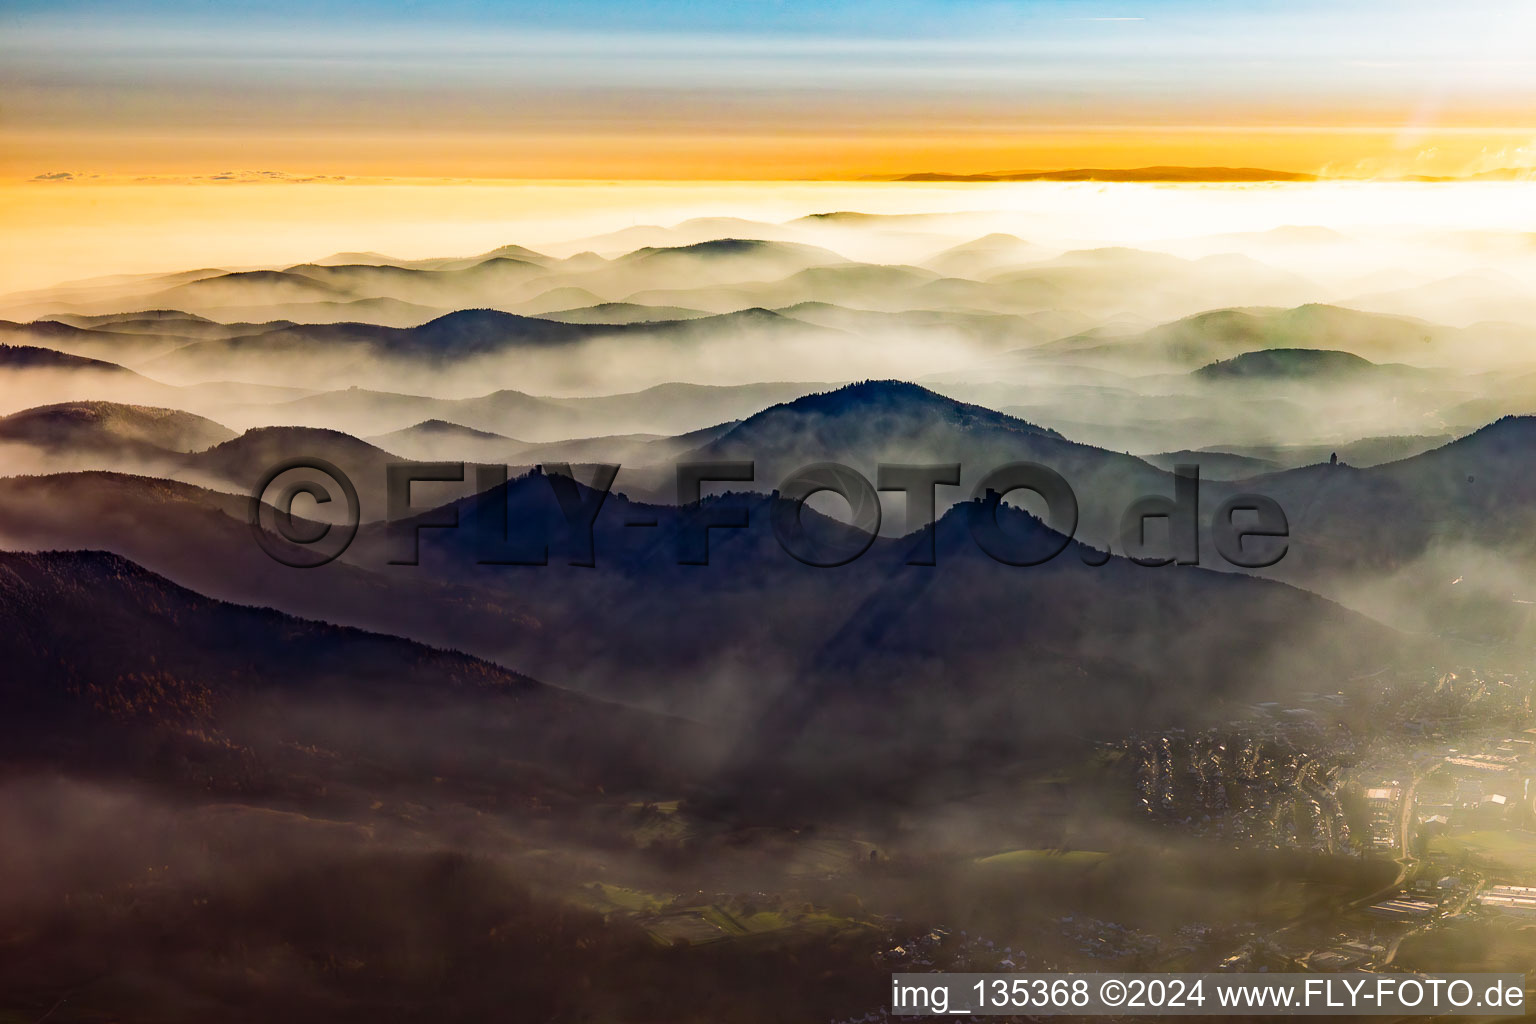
[0,551,915,1024]
[0,471,544,659]
[0,549,703,796]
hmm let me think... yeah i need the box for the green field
[1429,830,1536,880]
[974,849,1110,870]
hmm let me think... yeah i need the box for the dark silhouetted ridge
[0,343,131,372]
[721,379,1064,442]
[1195,348,1379,380]
[0,401,235,453]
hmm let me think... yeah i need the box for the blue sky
[3,0,1533,178]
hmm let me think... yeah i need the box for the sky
[3,0,1535,180]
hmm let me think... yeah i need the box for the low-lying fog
[3,182,1534,447]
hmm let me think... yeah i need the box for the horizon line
[16,165,1536,186]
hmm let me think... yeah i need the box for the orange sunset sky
[2,0,1534,182]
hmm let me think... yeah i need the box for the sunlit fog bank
[3,181,1533,426]
[3,179,1534,298]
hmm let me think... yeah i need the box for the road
[1347,770,1423,915]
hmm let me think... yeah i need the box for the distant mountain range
[124,306,851,391]
[1189,433,1457,472]
[262,380,833,441]
[890,166,1536,183]
[893,166,1319,183]
[1026,304,1447,370]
